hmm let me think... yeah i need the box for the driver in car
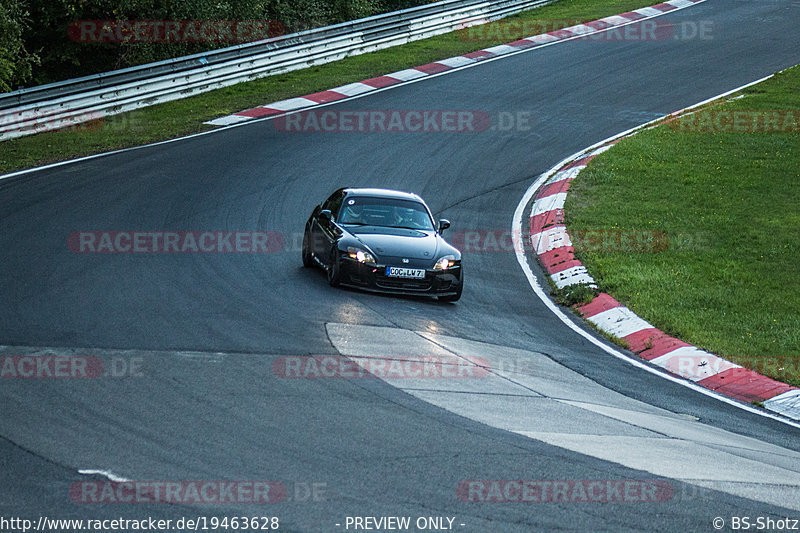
[341,203,365,224]
[394,207,426,229]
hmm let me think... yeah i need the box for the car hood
[348,226,440,260]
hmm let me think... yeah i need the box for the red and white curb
[205,0,705,127]
[527,140,800,422]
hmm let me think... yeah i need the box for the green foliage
[553,283,598,307]
[9,0,433,88]
[330,0,382,23]
[0,0,40,91]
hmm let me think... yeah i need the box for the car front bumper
[338,258,462,297]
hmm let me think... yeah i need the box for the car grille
[381,256,431,269]
[375,276,433,291]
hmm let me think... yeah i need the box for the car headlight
[433,255,457,271]
[347,247,377,264]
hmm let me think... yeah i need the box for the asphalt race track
[2,1,799,531]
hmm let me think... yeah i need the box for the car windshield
[338,196,435,231]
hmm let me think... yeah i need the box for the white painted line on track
[263,97,317,111]
[586,307,655,339]
[329,82,375,97]
[530,226,571,254]
[599,15,634,26]
[550,265,596,289]
[564,24,595,36]
[385,69,427,82]
[545,166,582,186]
[482,44,519,56]
[766,390,800,419]
[78,469,131,482]
[635,7,666,17]
[204,114,253,126]
[650,347,741,381]
[531,192,567,217]
[524,34,558,44]
[435,56,477,69]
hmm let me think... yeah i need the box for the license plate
[386,267,425,279]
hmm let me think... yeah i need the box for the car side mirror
[320,209,333,222]
[438,219,450,233]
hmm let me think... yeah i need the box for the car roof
[342,188,424,203]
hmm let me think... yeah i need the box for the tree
[11,0,432,87]
[0,0,40,91]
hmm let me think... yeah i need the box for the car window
[323,190,346,220]
[338,196,434,230]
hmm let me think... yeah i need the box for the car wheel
[302,231,313,268]
[327,254,341,287]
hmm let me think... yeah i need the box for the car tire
[302,231,313,268]
[327,255,341,287]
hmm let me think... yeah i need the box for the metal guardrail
[0,0,552,140]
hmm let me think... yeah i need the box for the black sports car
[302,188,463,301]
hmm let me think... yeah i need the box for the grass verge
[1,0,658,174]
[565,65,800,387]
